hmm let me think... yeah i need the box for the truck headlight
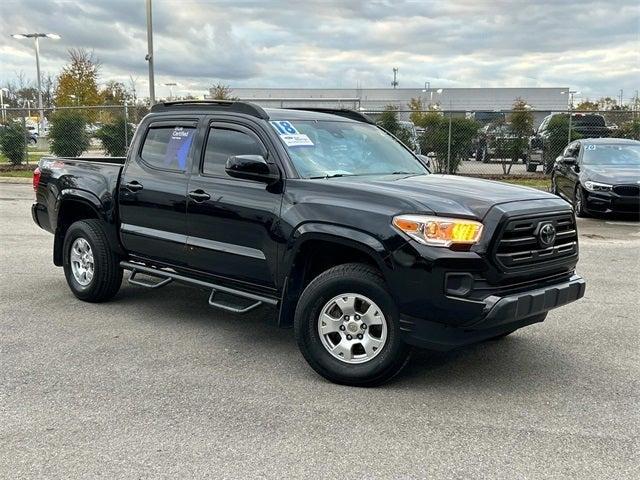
[583,181,612,192]
[392,215,483,247]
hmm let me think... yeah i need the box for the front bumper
[584,191,640,214]
[400,274,585,351]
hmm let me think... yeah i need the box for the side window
[563,142,579,158]
[202,127,264,177]
[140,126,196,171]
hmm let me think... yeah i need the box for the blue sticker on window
[586,144,596,150]
[164,127,195,169]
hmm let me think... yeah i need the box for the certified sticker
[586,144,596,150]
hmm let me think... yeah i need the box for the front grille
[613,185,640,197]
[493,212,578,271]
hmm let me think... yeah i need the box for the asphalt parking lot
[1,183,638,479]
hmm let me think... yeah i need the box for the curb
[0,177,32,184]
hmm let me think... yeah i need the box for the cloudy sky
[1,0,639,101]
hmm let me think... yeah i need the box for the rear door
[118,117,199,265]
[185,118,283,288]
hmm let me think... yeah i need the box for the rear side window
[572,115,606,127]
[141,126,196,171]
[202,128,264,177]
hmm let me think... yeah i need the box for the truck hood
[328,174,554,219]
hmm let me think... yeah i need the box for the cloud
[0,0,638,101]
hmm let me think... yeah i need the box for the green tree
[0,122,27,165]
[100,80,132,105]
[378,105,413,146]
[54,49,102,107]
[210,83,237,100]
[418,115,478,174]
[543,114,581,172]
[500,98,535,173]
[575,99,599,111]
[95,116,133,156]
[49,110,90,157]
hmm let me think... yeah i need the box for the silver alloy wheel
[317,293,388,364]
[70,237,94,286]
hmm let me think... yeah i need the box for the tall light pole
[146,0,156,105]
[0,87,7,121]
[11,33,60,131]
[164,82,177,100]
[391,68,399,89]
[562,90,580,145]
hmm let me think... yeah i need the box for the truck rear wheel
[62,219,122,302]
[294,263,411,387]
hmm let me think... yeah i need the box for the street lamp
[10,33,60,131]
[561,90,580,145]
[164,82,177,100]
[0,87,8,121]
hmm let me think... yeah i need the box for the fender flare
[277,223,390,327]
[52,189,121,266]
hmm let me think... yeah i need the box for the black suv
[527,113,611,173]
[31,101,585,386]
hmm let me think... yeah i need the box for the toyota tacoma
[31,101,586,386]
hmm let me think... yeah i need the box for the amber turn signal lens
[392,215,483,247]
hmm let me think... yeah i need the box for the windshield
[582,144,640,165]
[269,120,426,178]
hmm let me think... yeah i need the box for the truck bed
[34,156,125,235]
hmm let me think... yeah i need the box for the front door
[186,120,282,288]
[118,118,199,266]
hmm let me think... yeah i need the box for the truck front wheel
[62,219,122,302]
[294,263,411,387]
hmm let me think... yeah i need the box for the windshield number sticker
[270,121,314,147]
[586,144,596,150]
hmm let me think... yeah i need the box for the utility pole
[11,33,60,131]
[391,68,399,89]
[619,89,623,108]
[447,99,452,173]
[146,0,156,105]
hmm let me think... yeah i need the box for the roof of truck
[150,100,371,123]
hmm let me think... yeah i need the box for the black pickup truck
[31,101,585,386]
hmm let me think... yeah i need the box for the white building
[211,87,569,112]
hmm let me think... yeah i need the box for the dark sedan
[551,138,640,216]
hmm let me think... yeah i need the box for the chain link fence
[364,108,639,177]
[0,105,140,170]
[1,104,638,179]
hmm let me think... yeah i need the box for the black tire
[526,162,537,172]
[294,263,411,387]
[63,219,122,302]
[574,185,589,217]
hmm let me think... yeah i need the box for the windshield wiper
[308,173,354,179]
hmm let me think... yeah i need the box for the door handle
[188,189,211,202]
[124,181,143,192]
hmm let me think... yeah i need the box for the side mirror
[417,154,432,171]
[225,155,280,184]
